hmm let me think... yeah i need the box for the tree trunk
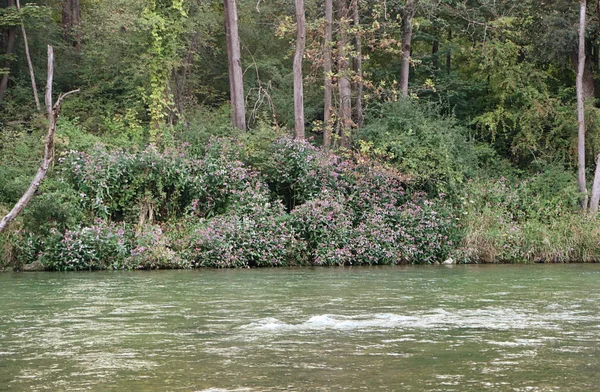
[17,0,41,111]
[399,0,414,97]
[446,29,452,74]
[293,0,306,140]
[224,0,246,131]
[352,0,363,128]
[589,154,600,213]
[0,46,79,233]
[583,55,595,100]
[432,38,439,70]
[0,0,16,105]
[337,0,352,148]
[62,0,81,50]
[577,0,588,210]
[323,0,333,148]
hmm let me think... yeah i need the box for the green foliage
[39,220,130,271]
[183,194,298,268]
[357,99,477,194]
[258,137,338,210]
[460,167,590,263]
[126,224,189,269]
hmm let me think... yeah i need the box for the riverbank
[2,136,598,270]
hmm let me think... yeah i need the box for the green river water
[1,265,600,391]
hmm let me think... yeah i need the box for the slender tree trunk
[323,0,333,148]
[583,55,595,100]
[577,0,588,210]
[432,38,439,70]
[173,32,199,124]
[224,0,236,121]
[62,0,81,51]
[293,0,306,140]
[352,0,363,128]
[16,0,41,111]
[446,29,452,74]
[337,0,352,148]
[224,0,246,131]
[399,0,414,97]
[0,46,79,233]
[589,154,600,213]
[0,0,16,105]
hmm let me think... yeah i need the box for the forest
[1,0,600,270]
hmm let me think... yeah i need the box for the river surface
[1,265,600,391]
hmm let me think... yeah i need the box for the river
[1,265,599,391]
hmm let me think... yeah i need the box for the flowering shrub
[184,191,299,267]
[15,136,465,268]
[290,192,458,265]
[63,144,202,220]
[290,191,355,265]
[62,138,261,222]
[393,201,460,264]
[337,156,409,222]
[124,225,190,269]
[259,137,341,210]
[347,208,401,265]
[41,220,130,271]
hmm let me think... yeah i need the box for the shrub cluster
[8,136,462,269]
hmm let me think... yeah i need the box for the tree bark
[352,0,363,128]
[0,0,16,105]
[583,55,595,100]
[293,0,306,140]
[16,0,41,111]
[323,0,333,148]
[577,0,588,210]
[224,0,246,131]
[399,0,414,97]
[337,0,352,148]
[589,154,600,213]
[446,29,452,74]
[432,38,439,70]
[62,0,81,50]
[0,46,79,233]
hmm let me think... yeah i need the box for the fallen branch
[0,46,79,233]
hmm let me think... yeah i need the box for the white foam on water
[195,389,253,392]
[242,306,600,334]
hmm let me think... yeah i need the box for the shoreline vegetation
[3,2,600,270]
[2,103,599,271]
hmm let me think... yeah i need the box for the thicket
[3,130,460,269]
[3,0,600,269]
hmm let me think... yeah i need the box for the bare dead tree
[0,46,79,233]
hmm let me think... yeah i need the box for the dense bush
[183,191,298,267]
[356,99,478,195]
[125,225,189,269]
[12,134,591,269]
[290,191,355,265]
[258,137,340,210]
[39,220,130,271]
